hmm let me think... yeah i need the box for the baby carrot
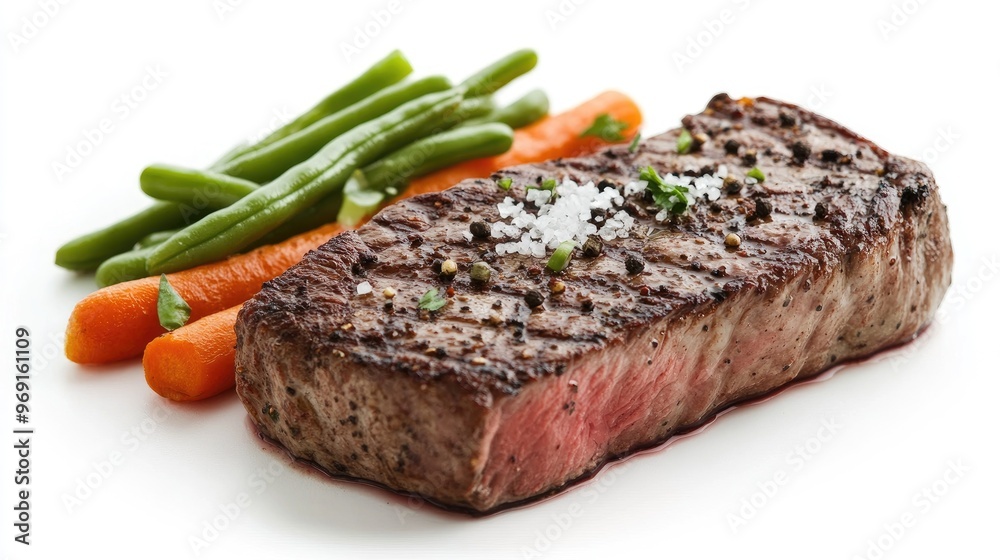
[144,305,243,401]
[65,223,342,364]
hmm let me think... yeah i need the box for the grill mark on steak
[235,94,952,513]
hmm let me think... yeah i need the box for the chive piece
[418,288,447,311]
[628,132,642,153]
[747,167,766,182]
[541,178,557,190]
[157,274,191,331]
[640,166,690,215]
[580,113,628,142]
[497,177,512,191]
[676,129,693,154]
[547,240,576,272]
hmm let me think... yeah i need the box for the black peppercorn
[723,176,741,195]
[779,111,797,128]
[820,149,842,163]
[742,149,757,166]
[790,141,811,164]
[814,201,829,220]
[524,290,545,308]
[625,252,645,275]
[582,236,603,258]
[755,198,773,219]
[469,221,490,238]
[724,139,741,155]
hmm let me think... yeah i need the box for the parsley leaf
[640,166,690,215]
[497,177,513,191]
[580,113,628,142]
[157,274,191,331]
[418,288,447,311]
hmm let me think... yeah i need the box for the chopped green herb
[497,177,512,191]
[676,129,693,154]
[527,178,557,192]
[546,240,576,272]
[640,166,690,215]
[628,132,642,153]
[580,113,628,142]
[157,274,191,331]
[746,167,766,182]
[418,288,447,311]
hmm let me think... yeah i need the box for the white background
[1,0,998,558]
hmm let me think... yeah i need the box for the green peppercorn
[470,261,492,283]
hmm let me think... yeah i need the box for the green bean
[459,49,538,97]
[214,50,413,164]
[367,122,514,189]
[135,230,179,249]
[267,122,515,237]
[94,245,159,287]
[462,89,549,130]
[252,193,344,246]
[56,52,414,272]
[147,90,463,274]
[140,164,259,208]
[442,95,496,128]
[215,75,451,184]
[54,202,209,271]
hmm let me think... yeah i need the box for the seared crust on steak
[235,94,952,512]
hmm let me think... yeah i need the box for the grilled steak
[235,94,952,513]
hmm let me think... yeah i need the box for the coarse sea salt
[356,281,373,295]
[492,179,634,257]
[491,169,726,257]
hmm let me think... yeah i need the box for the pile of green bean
[55,49,549,286]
